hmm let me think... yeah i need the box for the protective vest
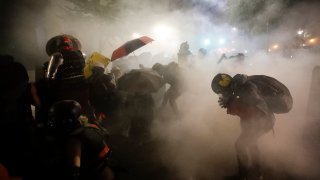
[73,123,111,173]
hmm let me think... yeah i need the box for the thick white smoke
[7,0,320,179]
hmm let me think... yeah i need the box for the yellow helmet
[211,73,232,94]
[83,52,110,78]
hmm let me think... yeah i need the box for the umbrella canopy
[111,36,154,61]
[117,68,165,94]
[83,52,110,78]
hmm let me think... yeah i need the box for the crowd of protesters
[0,34,294,180]
[0,35,192,180]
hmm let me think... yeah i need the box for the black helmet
[179,41,189,50]
[48,100,82,133]
[44,50,85,80]
[152,63,164,74]
[46,34,82,56]
[211,73,232,94]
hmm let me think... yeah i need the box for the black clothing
[220,74,275,179]
[0,56,36,178]
[34,76,94,126]
[70,124,111,180]
[87,71,115,114]
[34,50,95,126]
[44,122,111,180]
[153,62,185,116]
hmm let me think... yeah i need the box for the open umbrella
[111,36,154,61]
[117,68,165,94]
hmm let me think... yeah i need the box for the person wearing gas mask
[48,100,113,180]
[32,34,95,129]
[211,73,292,180]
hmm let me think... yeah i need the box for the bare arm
[67,137,81,180]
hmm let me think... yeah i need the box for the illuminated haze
[3,0,320,179]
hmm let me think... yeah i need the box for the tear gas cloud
[6,0,320,179]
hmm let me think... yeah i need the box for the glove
[218,96,229,108]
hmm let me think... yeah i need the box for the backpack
[247,75,293,114]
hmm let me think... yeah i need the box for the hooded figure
[83,52,116,117]
[33,35,95,127]
[0,55,36,179]
[211,73,277,180]
[152,62,186,118]
[48,100,113,180]
[177,41,192,66]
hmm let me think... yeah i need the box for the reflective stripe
[85,123,99,129]
[98,146,110,159]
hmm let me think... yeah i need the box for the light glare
[132,32,141,39]
[153,24,173,40]
[203,39,211,46]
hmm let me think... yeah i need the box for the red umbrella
[111,36,154,61]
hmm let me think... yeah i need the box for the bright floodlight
[297,29,304,35]
[309,38,316,43]
[218,38,225,45]
[153,24,173,40]
[232,27,237,32]
[132,32,141,39]
[203,39,211,46]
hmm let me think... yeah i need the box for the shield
[117,69,165,93]
[111,36,154,61]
